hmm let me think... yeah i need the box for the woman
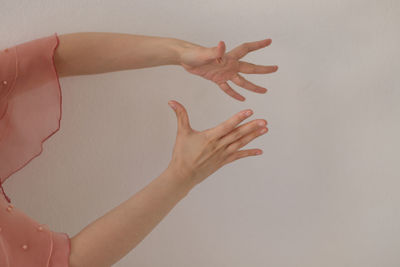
[0,32,277,267]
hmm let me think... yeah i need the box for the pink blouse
[0,33,71,267]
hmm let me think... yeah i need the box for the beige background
[1,0,400,266]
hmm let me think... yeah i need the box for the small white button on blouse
[2,80,7,85]
[37,225,44,231]
[22,244,28,251]
[6,204,13,212]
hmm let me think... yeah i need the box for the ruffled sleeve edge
[0,32,62,203]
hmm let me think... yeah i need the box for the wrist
[165,38,185,65]
[168,38,202,66]
[163,165,198,196]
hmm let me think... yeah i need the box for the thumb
[213,41,226,60]
[205,41,226,62]
[168,100,192,134]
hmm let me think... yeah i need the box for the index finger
[228,38,272,59]
[206,109,253,140]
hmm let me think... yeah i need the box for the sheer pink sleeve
[0,33,70,267]
[0,33,62,197]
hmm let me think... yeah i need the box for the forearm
[68,167,196,267]
[54,32,193,77]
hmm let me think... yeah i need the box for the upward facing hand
[167,100,268,186]
[179,38,278,101]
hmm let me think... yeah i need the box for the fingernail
[245,110,252,116]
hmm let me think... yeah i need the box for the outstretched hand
[167,100,268,186]
[179,38,278,101]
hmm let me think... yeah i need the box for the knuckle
[240,150,250,158]
[232,141,241,151]
[226,153,238,162]
[232,129,243,140]
[238,139,247,148]
[252,127,262,136]
[235,151,246,160]
[257,127,266,136]
[208,139,218,152]
[236,152,245,160]
[247,150,255,156]
[227,121,236,132]
[225,144,236,154]
[238,136,248,146]
[248,133,258,144]
[235,150,244,157]
[246,132,257,143]
[221,123,234,136]
[204,134,222,152]
[204,130,220,145]
[238,113,247,121]
[253,126,262,135]
[203,130,214,142]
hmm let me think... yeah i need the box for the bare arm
[69,166,196,267]
[53,32,277,102]
[67,100,267,267]
[62,32,270,267]
[54,32,196,77]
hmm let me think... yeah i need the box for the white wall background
[1,0,400,266]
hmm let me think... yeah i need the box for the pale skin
[54,32,278,267]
